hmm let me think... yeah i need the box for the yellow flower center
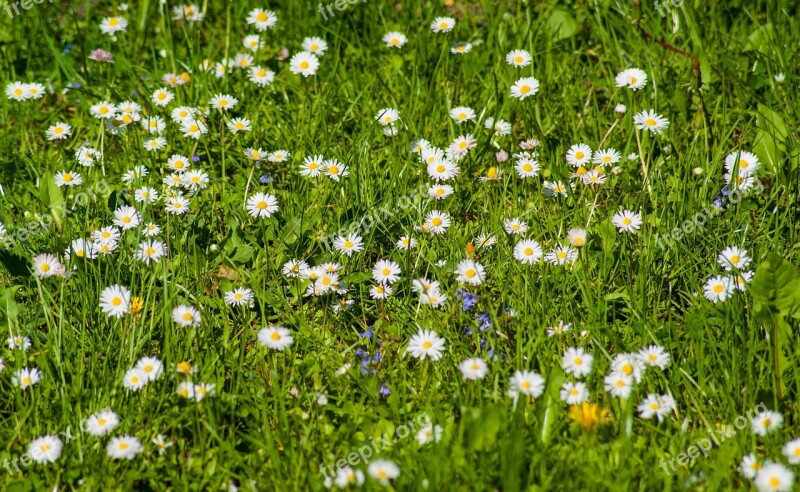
[112,297,122,306]
[256,12,267,22]
[300,61,310,70]
[465,269,476,278]
[422,341,432,349]
[646,118,656,126]
[520,85,530,94]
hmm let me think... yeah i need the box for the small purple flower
[360,327,374,339]
[355,348,368,359]
[457,289,478,311]
[192,154,201,162]
[477,312,492,331]
[495,150,509,163]
[379,384,391,396]
[89,49,114,62]
[371,353,382,363]
[463,326,473,336]
[259,173,273,185]
[480,338,487,349]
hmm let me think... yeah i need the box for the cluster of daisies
[739,409,798,492]
[703,246,753,303]
[406,326,674,421]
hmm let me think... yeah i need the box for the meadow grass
[0,0,799,490]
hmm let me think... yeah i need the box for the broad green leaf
[545,9,580,41]
[39,175,63,231]
[744,23,775,53]
[750,253,800,319]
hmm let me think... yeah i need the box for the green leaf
[38,175,64,231]
[545,9,580,41]
[750,253,800,319]
[596,219,616,254]
[744,23,775,54]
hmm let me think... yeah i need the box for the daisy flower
[458,358,488,380]
[506,49,532,67]
[172,305,201,327]
[33,253,63,278]
[567,228,587,247]
[430,17,455,33]
[638,345,670,369]
[782,439,800,465]
[152,434,174,456]
[603,372,633,399]
[510,77,540,99]
[106,436,142,460]
[614,68,647,90]
[424,210,451,234]
[503,218,527,235]
[227,117,251,132]
[545,245,578,265]
[724,150,760,177]
[593,148,621,166]
[704,276,733,303]
[739,453,762,479]
[136,357,164,382]
[544,180,569,197]
[100,285,131,318]
[246,8,277,30]
[46,122,72,141]
[427,159,460,181]
[754,463,794,492]
[383,31,407,48]
[509,370,545,398]
[515,157,540,178]
[560,381,589,405]
[224,288,255,308]
[428,184,454,200]
[547,321,572,336]
[449,106,475,123]
[562,347,593,378]
[333,466,365,488]
[369,283,393,300]
[447,134,476,159]
[84,409,119,436]
[165,196,190,215]
[151,88,174,106]
[368,459,400,485]
[451,42,472,54]
[633,109,669,134]
[718,246,751,271]
[257,326,293,351]
[7,335,31,351]
[91,101,117,119]
[455,259,485,285]
[396,236,417,250]
[99,16,128,35]
[268,150,289,162]
[54,170,81,187]
[210,94,237,110]
[290,51,319,77]
[751,410,783,436]
[333,233,363,256]
[249,66,275,86]
[302,36,328,55]
[12,367,41,390]
[407,329,446,361]
[513,239,543,265]
[135,240,167,264]
[6,81,27,101]
[323,159,349,181]
[638,394,675,422]
[123,368,148,391]
[28,435,62,464]
[611,210,642,232]
[376,108,400,126]
[372,259,401,285]
[612,353,645,383]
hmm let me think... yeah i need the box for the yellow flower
[130,296,144,316]
[569,402,611,431]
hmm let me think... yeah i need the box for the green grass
[1,0,799,490]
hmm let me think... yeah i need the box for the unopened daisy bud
[130,296,144,316]
[693,167,703,175]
